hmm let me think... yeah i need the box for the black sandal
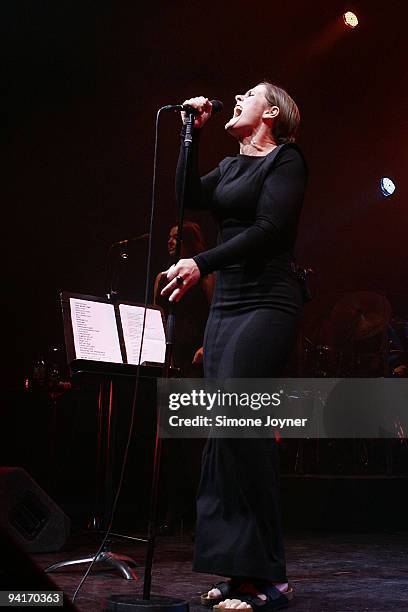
[213,584,294,611]
[200,581,235,607]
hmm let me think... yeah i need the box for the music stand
[46,292,167,580]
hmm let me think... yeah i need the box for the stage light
[343,11,359,28]
[380,177,396,197]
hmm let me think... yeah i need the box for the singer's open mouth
[234,105,243,117]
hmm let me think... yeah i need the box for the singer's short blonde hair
[261,81,300,144]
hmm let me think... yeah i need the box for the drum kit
[300,291,408,378]
[280,290,408,475]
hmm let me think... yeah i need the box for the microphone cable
[72,106,167,603]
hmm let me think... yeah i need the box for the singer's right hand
[181,96,213,129]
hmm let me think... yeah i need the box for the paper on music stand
[119,304,165,365]
[69,298,123,363]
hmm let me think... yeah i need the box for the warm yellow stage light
[343,11,359,28]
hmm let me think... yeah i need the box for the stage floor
[31,530,408,611]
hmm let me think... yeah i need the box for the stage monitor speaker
[0,467,70,553]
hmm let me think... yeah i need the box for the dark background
[2,0,407,384]
[1,0,408,535]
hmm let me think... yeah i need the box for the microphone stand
[142,112,194,603]
[164,115,192,377]
[105,112,194,610]
[105,234,150,300]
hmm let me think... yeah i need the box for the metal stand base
[46,549,138,580]
[105,595,189,612]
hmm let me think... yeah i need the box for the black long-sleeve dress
[176,128,307,582]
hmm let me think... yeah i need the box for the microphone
[111,233,150,246]
[161,99,223,114]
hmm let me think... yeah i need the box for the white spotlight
[343,11,359,28]
[380,177,396,197]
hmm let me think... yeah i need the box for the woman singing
[161,82,307,611]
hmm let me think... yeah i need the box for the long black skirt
[193,262,303,582]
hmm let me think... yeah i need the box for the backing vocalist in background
[161,82,308,611]
[155,221,214,377]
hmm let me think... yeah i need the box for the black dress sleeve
[175,127,221,210]
[193,147,307,276]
